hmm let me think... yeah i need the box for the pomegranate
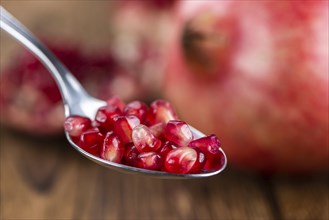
[95,105,122,132]
[135,152,163,171]
[146,100,178,125]
[189,147,207,174]
[64,116,91,137]
[124,100,149,122]
[124,143,139,166]
[164,120,193,147]
[64,98,226,174]
[189,135,225,171]
[132,124,162,153]
[109,1,177,99]
[101,132,125,163]
[78,128,104,156]
[164,1,329,174]
[0,41,145,136]
[157,141,177,159]
[106,95,126,111]
[164,146,198,174]
[113,115,140,144]
[149,122,166,140]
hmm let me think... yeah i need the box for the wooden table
[1,127,328,220]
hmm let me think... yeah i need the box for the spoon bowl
[0,6,227,178]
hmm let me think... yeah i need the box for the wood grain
[273,176,329,220]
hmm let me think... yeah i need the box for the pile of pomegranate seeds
[64,97,225,174]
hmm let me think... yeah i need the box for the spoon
[0,6,227,178]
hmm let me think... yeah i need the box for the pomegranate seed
[164,146,197,174]
[157,141,177,159]
[79,128,104,155]
[70,136,80,145]
[188,134,221,153]
[147,99,178,125]
[124,143,139,166]
[64,115,91,137]
[203,150,225,171]
[188,135,223,171]
[100,132,125,163]
[132,124,162,153]
[149,122,166,140]
[106,95,125,111]
[95,105,122,131]
[189,148,206,173]
[124,100,149,122]
[113,115,140,143]
[164,120,193,147]
[91,120,101,128]
[64,98,225,174]
[135,152,162,171]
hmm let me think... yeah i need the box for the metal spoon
[0,6,227,178]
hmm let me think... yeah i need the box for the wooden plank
[273,175,329,220]
[0,128,274,219]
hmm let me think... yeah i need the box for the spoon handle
[0,6,89,108]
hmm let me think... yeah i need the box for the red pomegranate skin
[164,1,329,174]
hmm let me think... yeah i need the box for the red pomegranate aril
[164,146,197,174]
[106,95,125,111]
[79,128,104,155]
[64,115,91,137]
[124,143,140,166]
[157,141,177,159]
[100,132,125,163]
[135,152,162,170]
[188,135,223,171]
[91,120,101,128]
[188,134,221,154]
[203,149,225,171]
[147,99,178,125]
[70,136,80,145]
[189,148,206,173]
[95,105,122,131]
[149,122,166,140]
[164,120,193,147]
[124,100,149,122]
[113,115,140,143]
[132,124,162,153]
[63,97,225,174]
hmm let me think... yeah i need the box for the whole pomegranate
[164,1,329,174]
[109,0,177,98]
[0,41,145,136]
